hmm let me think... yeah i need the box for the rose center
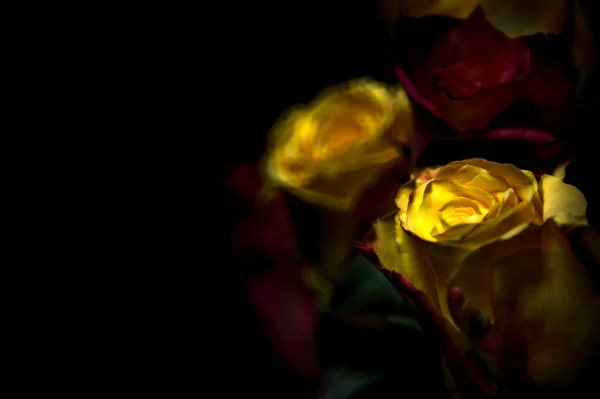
[439,197,490,228]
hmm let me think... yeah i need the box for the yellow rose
[396,158,548,248]
[374,158,600,385]
[378,0,566,37]
[262,78,413,210]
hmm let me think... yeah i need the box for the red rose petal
[454,128,557,145]
[248,266,320,379]
[224,164,320,379]
[395,67,443,119]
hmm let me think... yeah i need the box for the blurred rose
[263,78,413,210]
[224,164,319,379]
[373,158,599,386]
[379,0,566,38]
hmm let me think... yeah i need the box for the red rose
[406,5,531,132]
[394,6,577,167]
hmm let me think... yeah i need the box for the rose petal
[395,6,576,138]
[249,266,319,378]
[373,216,445,317]
[395,67,444,119]
[472,128,557,145]
[405,180,436,241]
[540,174,588,228]
[485,221,600,386]
[453,159,535,200]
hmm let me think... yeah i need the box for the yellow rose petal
[436,198,486,237]
[540,174,588,229]
[463,170,510,194]
[396,184,413,210]
[420,180,496,241]
[491,188,519,218]
[465,195,538,246]
[268,109,317,187]
[460,159,535,201]
[552,160,573,181]
[405,180,438,242]
[436,164,491,186]
[373,215,451,320]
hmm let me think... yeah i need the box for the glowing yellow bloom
[374,159,599,384]
[397,158,549,247]
[263,78,412,209]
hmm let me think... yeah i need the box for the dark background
[217,1,395,164]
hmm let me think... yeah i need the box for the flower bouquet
[255,3,600,397]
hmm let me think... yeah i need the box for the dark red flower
[394,6,578,167]
[405,6,531,132]
[223,164,320,379]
